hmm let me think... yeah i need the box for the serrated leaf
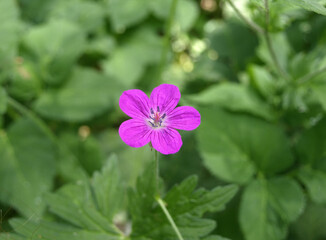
[34,67,122,122]
[129,162,238,240]
[283,0,326,16]
[0,87,7,114]
[8,157,124,239]
[187,83,275,120]
[297,166,326,204]
[240,177,305,240]
[0,118,57,217]
[9,218,121,240]
[22,20,86,85]
[197,107,293,184]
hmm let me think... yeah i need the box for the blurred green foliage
[1,0,326,239]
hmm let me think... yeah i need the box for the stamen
[161,113,166,119]
[157,106,160,112]
[150,108,154,115]
[148,121,155,127]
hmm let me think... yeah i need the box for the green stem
[298,65,326,84]
[154,150,159,196]
[156,197,184,240]
[158,0,179,81]
[263,0,288,80]
[224,0,264,34]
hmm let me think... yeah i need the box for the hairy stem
[158,0,179,81]
[224,0,264,34]
[298,65,326,84]
[263,0,288,80]
[154,150,159,196]
[156,197,184,240]
[153,150,184,240]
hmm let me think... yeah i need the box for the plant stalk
[156,197,184,240]
[154,150,159,196]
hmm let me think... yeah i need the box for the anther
[161,113,166,119]
[148,121,155,127]
[157,106,160,112]
[150,108,154,115]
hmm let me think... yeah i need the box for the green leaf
[9,218,121,240]
[207,19,258,70]
[34,67,122,122]
[197,107,293,184]
[8,157,124,240]
[49,0,105,33]
[296,118,326,168]
[311,82,326,111]
[187,83,275,120]
[202,236,231,240]
[151,0,199,31]
[107,0,199,32]
[22,20,86,85]
[267,177,305,223]
[248,65,277,102]
[107,0,149,32]
[129,162,238,240]
[8,60,41,101]
[59,132,104,175]
[297,166,326,204]
[291,203,326,240]
[240,179,287,240]
[0,87,7,114]
[0,118,57,217]
[0,0,22,80]
[257,33,291,72]
[239,177,305,240]
[283,0,326,16]
[102,28,161,88]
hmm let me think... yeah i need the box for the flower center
[148,106,166,128]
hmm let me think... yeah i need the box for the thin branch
[224,0,264,34]
[298,65,326,84]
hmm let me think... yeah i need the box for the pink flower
[119,84,201,155]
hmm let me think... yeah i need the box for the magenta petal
[151,128,182,155]
[168,106,201,131]
[119,119,151,148]
[150,84,181,114]
[119,89,150,119]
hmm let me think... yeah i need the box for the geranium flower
[119,84,201,155]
